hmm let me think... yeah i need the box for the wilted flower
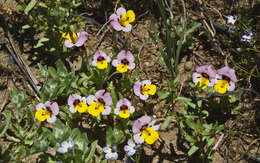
[91,50,111,70]
[114,98,135,119]
[35,101,59,123]
[86,90,112,117]
[134,80,157,100]
[57,138,74,154]
[214,66,238,94]
[132,116,160,144]
[112,50,135,73]
[103,146,118,160]
[109,7,135,32]
[226,15,238,25]
[241,29,254,43]
[62,32,88,48]
[124,140,140,156]
[192,65,216,89]
[68,94,88,113]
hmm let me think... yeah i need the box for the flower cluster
[192,65,238,94]
[225,15,255,43]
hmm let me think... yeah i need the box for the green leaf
[33,37,49,48]
[157,91,170,100]
[22,25,31,29]
[24,0,38,15]
[161,115,174,130]
[85,140,97,162]
[207,138,215,147]
[188,145,199,156]
[48,67,57,78]
[0,111,11,138]
[185,22,201,34]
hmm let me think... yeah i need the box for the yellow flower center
[120,10,135,26]
[35,109,51,122]
[141,127,159,144]
[117,64,128,73]
[195,77,209,89]
[74,102,88,113]
[141,84,157,95]
[119,109,130,119]
[62,32,78,43]
[97,60,108,69]
[88,102,104,117]
[214,80,229,94]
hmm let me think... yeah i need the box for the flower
[134,80,157,100]
[124,140,140,156]
[91,50,111,69]
[214,66,238,94]
[109,7,135,32]
[103,146,118,160]
[226,15,238,25]
[192,65,216,89]
[241,29,254,43]
[132,116,160,144]
[68,94,89,113]
[86,90,112,117]
[57,138,74,154]
[112,50,135,73]
[62,32,88,48]
[114,98,135,119]
[35,101,59,123]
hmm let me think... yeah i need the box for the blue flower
[226,15,238,25]
[241,29,254,43]
[103,146,118,160]
[57,138,74,154]
[124,140,140,156]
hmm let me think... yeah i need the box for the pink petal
[75,32,88,47]
[64,40,74,48]
[142,80,151,85]
[116,7,126,16]
[112,59,119,67]
[126,51,135,63]
[116,99,124,108]
[47,116,57,123]
[50,102,59,116]
[196,65,216,79]
[128,62,135,70]
[95,89,106,98]
[103,92,112,106]
[192,72,202,84]
[217,67,238,82]
[109,14,118,21]
[117,50,126,61]
[86,95,96,105]
[102,106,111,115]
[227,81,236,91]
[133,81,142,96]
[114,108,120,115]
[36,103,45,111]
[129,106,135,114]
[122,24,132,32]
[110,20,123,31]
[133,133,144,144]
[69,106,77,113]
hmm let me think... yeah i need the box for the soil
[0,0,259,162]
